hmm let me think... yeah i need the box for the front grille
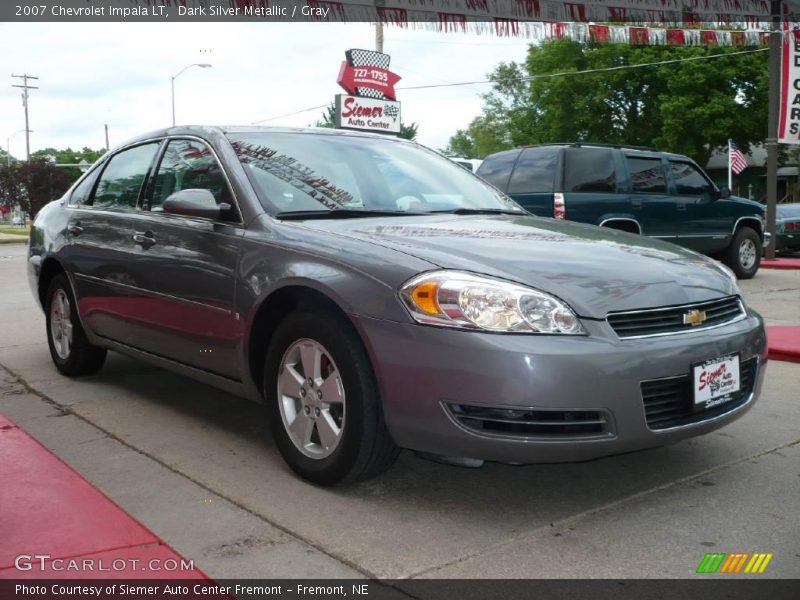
[607,296,745,339]
[641,357,758,430]
[446,403,611,438]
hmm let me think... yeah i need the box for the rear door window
[507,147,559,194]
[669,161,715,195]
[626,157,667,193]
[92,143,160,210]
[476,150,520,191]
[563,148,616,192]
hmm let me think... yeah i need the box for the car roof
[491,143,694,162]
[117,125,407,149]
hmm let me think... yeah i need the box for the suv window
[626,157,667,193]
[669,161,715,195]
[92,143,160,210]
[508,147,559,194]
[564,148,615,192]
[150,139,237,220]
[476,150,520,191]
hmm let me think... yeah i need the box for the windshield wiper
[275,209,426,220]
[426,208,526,216]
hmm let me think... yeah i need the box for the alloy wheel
[49,289,73,360]
[277,338,346,459]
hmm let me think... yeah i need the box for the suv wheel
[723,227,761,279]
[264,310,399,485]
[45,274,107,376]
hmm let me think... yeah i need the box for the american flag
[729,141,748,175]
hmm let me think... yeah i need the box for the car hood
[297,214,739,319]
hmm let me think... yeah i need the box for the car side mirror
[162,189,229,219]
[710,186,731,201]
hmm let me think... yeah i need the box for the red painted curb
[0,415,208,580]
[761,258,800,270]
[767,326,800,364]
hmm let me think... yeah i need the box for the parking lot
[0,241,798,580]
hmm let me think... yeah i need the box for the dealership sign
[335,49,402,135]
[779,31,800,144]
[335,95,401,134]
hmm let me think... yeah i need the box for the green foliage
[314,103,420,141]
[31,147,106,183]
[446,40,768,163]
[0,159,72,217]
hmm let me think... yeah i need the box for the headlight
[399,271,585,334]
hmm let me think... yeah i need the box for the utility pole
[764,0,781,260]
[375,21,384,53]
[11,73,39,161]
[104,124,110,151]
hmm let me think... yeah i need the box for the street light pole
[170,63,212,127]
[6,130,26,168]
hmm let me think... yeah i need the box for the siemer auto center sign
[334,49,402,135]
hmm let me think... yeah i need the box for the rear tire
[264,310,399,485]
[45,274,107,376]
[723,226,761,279]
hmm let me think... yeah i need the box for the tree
[447,40,768,164]
[31,147,106,182]
[0,159,72,218]
[314,103,420,141]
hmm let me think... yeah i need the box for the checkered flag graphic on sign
[346,49,392,99]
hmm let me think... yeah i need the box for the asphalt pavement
[0,242,798,580]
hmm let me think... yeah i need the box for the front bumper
[354,310,767,464]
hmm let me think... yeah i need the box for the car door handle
[631,200,642,209]
[133,232,156,247]
[67,223,83,235]
[677,203,688,211]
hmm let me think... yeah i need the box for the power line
[251,47,768,124]
[398,48,769,90]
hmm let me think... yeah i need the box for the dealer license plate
[692,354,740,411]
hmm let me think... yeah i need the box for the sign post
[767,0,785,259]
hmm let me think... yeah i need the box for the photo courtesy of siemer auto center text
[0,1,799,599]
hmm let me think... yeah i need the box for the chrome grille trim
[607,296,746,339]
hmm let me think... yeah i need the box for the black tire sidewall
[264,312,373,485]
[726,227,761,279]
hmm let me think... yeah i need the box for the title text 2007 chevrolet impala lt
[28,126,767,485]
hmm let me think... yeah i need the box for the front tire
[264,310,399,485]
[723,226,761,279]
[45,274,107,376]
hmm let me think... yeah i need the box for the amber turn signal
[411,281,441,315]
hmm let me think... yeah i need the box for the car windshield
[227,132,522,217]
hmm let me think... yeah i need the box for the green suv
[477,143,766,278]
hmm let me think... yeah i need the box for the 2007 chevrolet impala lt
[28,126,768,485]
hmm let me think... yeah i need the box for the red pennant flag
[667,29,686,45]
[630,27,649,45]
[589,24,610,43]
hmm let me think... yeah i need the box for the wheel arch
[246,284,363,396]
[38,257,68,309]
[733,216,764,241]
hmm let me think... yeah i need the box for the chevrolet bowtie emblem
[683,309,708,326]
